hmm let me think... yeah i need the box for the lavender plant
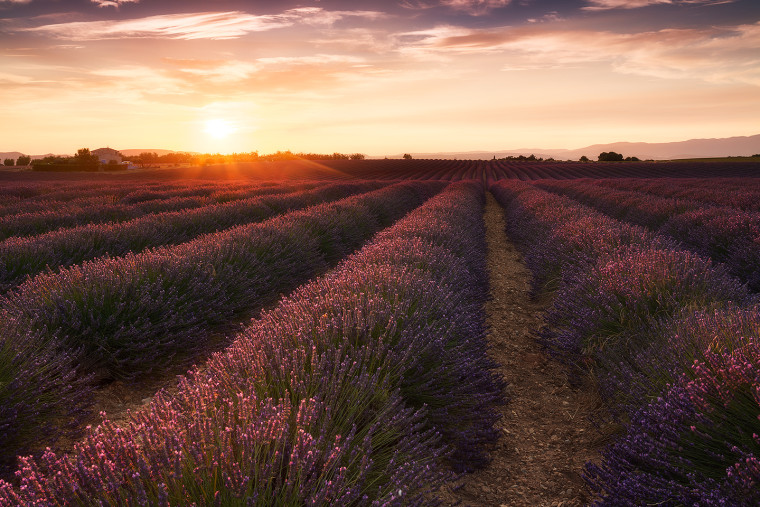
[0,320,92,476]
[0,181,441,476]
[586,329,760,506]
[542,246,752,362]
[492,180,760,505]
[0,181,502,505]
[534,178,760,293]
[0,182,380,293]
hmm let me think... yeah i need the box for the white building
[92,147,123,164]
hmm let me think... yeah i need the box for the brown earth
[440,193,612,506]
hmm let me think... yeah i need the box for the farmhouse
[92,147,123,164]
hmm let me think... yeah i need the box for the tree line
[125,151,366,167]
[25,149,368,172]
[3,155,32,167]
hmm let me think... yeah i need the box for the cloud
[402,0,511,16]
[160,54,366,87]
[527,11,564,23]
[22,8,386,40]
[441,0,511,14]
[583,0,734,10]
[396,21,760,85]
[91,0,139,7]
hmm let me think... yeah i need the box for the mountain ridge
[381,134,760,161]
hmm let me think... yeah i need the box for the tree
[579,155,589,162]
[598,151,624,161]
[625,156,640,162]
[403,153,413,160]
[3,158,14,166]
[74,148,99,168]
[16,155,31,166]
[137,152,159,167]
[349,153,365,160]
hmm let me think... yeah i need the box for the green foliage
[403,153,413,160]
[598,151,624,161]
[3,159,13,166]
[497,154,544,161]
[15,155,31,166]
[74,148,99,167]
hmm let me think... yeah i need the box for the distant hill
[383,134,760,161]
[0,152,61,162]
[0,152,24,161]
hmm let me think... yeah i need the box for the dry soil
[440,193,611,507]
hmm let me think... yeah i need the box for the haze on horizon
[1,0,759,157]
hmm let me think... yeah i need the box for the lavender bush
[597,177,760,211]
[0,189,285,240]
[0,181,441,475]
[492,180,760,505]
[2,182,438,379]
[489,180,660,296]
[0,321,92,476]
[586,320,760,505]
[0,181,503,505]
[534,178,760,293]
[0,182,381,293]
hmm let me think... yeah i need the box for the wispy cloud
[527,11,564,23]
[22,8,386,40]
[441,0,511,15]
[402,0,511,16]
[90,0,139,8]
[397,21,760,85]
[160,54,366,87]
[583,0,734,11]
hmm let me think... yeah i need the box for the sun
[204,118,237,139]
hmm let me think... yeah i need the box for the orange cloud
[397,21,760,85]
[23,8,386,40]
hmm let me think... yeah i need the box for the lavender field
[1,162,760,505]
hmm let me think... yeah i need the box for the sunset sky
[1,0,759,156]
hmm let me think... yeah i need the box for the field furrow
[0,182,320,239]
[535,179,760,292]
[0,181,383,293]
[0,181,506,506]
[491,180,760,505]
[0,181,442,475]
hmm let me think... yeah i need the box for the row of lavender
[0,182,386,293]
[0,181,504,505]
[0,180,264,214]
[490,180,760,505]
[0,182,322,240]
[597,177,760,212]
[0,181,439,477]
[535,179,760,293]
[0,180,246,210]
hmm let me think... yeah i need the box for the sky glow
[0,0,758,156]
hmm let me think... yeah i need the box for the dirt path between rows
[442,193,610,506]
